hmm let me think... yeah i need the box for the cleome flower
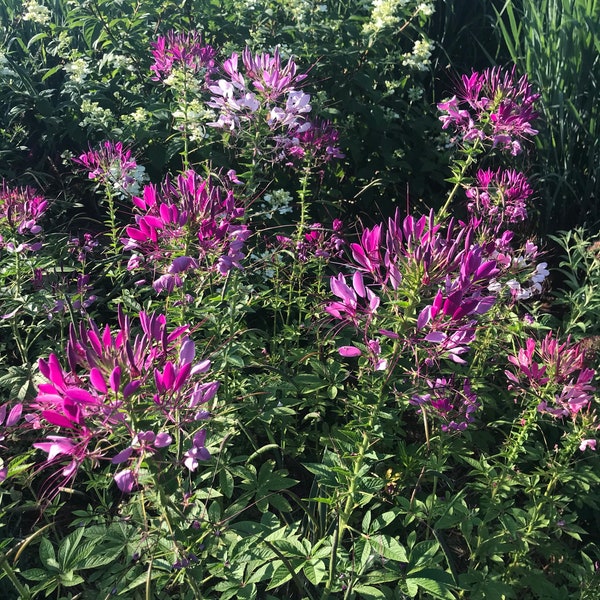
[0,181,49,237]
[465,168,533,225]
[73,141,147,197]
[506,332,597,419]
[28,307,219,496]
[122,169,251,290]
[150,30,216,81]
[438,66,540,154]
[410,377,480,432]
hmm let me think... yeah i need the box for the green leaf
[369,534,408,563]
[265,560,300,590]
[303,560,327,586]
[369,509,402,533]
[407,540,440,572]
[226,354,245,367]
[352,584,389,599]
[407,569,456,599]
[59,571,85,587]
[21,568,51,582]
[39,537,56,568]
[267,538,306,558]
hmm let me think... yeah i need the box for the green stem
[104,186,120,258]
[295,164,312,245]
[286,165,313,328]
[322,381,388,598]
[0,552,31,599]
[437,140,482,220]
[181,72,190,171]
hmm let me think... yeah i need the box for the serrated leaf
[407,569,456,599]
[118,568,162,595]
[369,534,408,563]
[39,537,55,567]
[21,567,51,582]
[267,538,306,558]
[303,560,327,586]
[408,540,440,571]
[369,510,402,533]
[353,585,390,599]
[265,560,300,590]
[226,354,244,367]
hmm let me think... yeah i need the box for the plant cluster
[0,2,599,600]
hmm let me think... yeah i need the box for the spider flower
[465,168,533,224]
[74,141,145,196]
[506,333,597,418]
[438,66,540,154]
[410,377,480,432]
[29,307,219,497]
[150,30,216,81]
[0,181,48,236]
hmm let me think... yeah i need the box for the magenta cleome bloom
[183,429,210,471]
[506,332,597,419]
[28,307,220,497]
[410,377,480,432]
[0,181,49,237]
[206,47,308,132]
[122,169,251,290]
[114,468,137,493]
[241,46,307,101]
[579,439,596,452]
[73,141,144,196]
[465,168,533,224]
[150,30,216,81]
[438,66,540,154]
[277,119,345,166]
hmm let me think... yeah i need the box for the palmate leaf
[303,559,327,586]
[264,559,303,591]
[39,537,56,570]
[352,584,391,599]
[405,568,457,599]
[368,534,408,563]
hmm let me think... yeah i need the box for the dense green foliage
[0,1,598,599]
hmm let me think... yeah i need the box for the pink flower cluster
[148,33,345,166]
[74,141,138,187]
[150,30,216,81]
[0,181,48,238]
[203,46,344,165]
[276,220,345,263]
[277,119,346,165]
[28,307,219,495]
[410,377,480,432]
[465,168,533,224]
[438,66,540,155]
[333,211,498,366]
[325,210,506,432]
[487,233,550,302]
[506,332,597,421]
[122,169,251,292]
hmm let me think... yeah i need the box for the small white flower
[402,39,434,72]
[64,58,90,84]
[22,0,51,25]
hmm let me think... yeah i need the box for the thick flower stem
[0,552,30,599]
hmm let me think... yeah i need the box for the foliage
[0,1,599,600]
[495,0,600,233]
[546,227,600,351]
